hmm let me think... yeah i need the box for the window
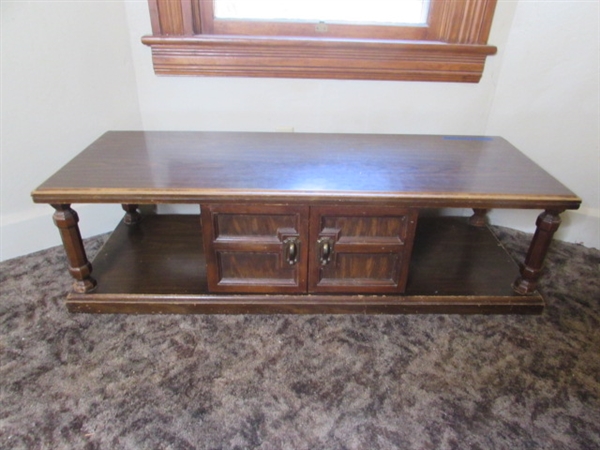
[142,0,498,82]
[207,0,430,39]
[213,0,430,25]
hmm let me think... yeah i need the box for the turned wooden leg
[122,204,141,225]
[468,208,488,227]
[52,204,97,293]
[513,209,563,295]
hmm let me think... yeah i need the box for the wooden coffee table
[31,132,581,314]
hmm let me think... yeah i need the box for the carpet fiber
[1,225,599,449]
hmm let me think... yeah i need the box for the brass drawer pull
[318,237,334,265]
[284,237,300,265]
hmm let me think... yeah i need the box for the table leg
[513,209,563,295]
[122,204,141,225]
[468,208,488,227]
[52,204,97,293]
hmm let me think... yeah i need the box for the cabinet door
[202,204,309,293]
[308,206,418,294]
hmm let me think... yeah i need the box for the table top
[32,131,581,209]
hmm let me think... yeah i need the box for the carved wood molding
[430,0,497,44]
[143,0,498,82]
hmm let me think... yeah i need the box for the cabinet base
[67,294,543,314]
[67,215,543,314]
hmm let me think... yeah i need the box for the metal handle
[284,238,299,265]
[318,237,334,265]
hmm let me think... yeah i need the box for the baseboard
[1,204,124,262]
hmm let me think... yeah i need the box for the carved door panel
[201,204,309,293]
[308,206,418,294]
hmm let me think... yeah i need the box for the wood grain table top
[32,131,581,209]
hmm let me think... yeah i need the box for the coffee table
[31,131,581,314]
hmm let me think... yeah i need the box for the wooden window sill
[141,35,497,82]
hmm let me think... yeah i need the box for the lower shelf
[68,215,543,314]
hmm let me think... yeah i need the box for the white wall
[485,0,599,248]
[1,0,598,262]
[123,0,598,248]
[125,0,513,135]
[1,1,143,261]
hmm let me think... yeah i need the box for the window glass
[214,0,430,26]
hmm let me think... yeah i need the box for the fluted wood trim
[429,0,497,44]
[156,0,184,35]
